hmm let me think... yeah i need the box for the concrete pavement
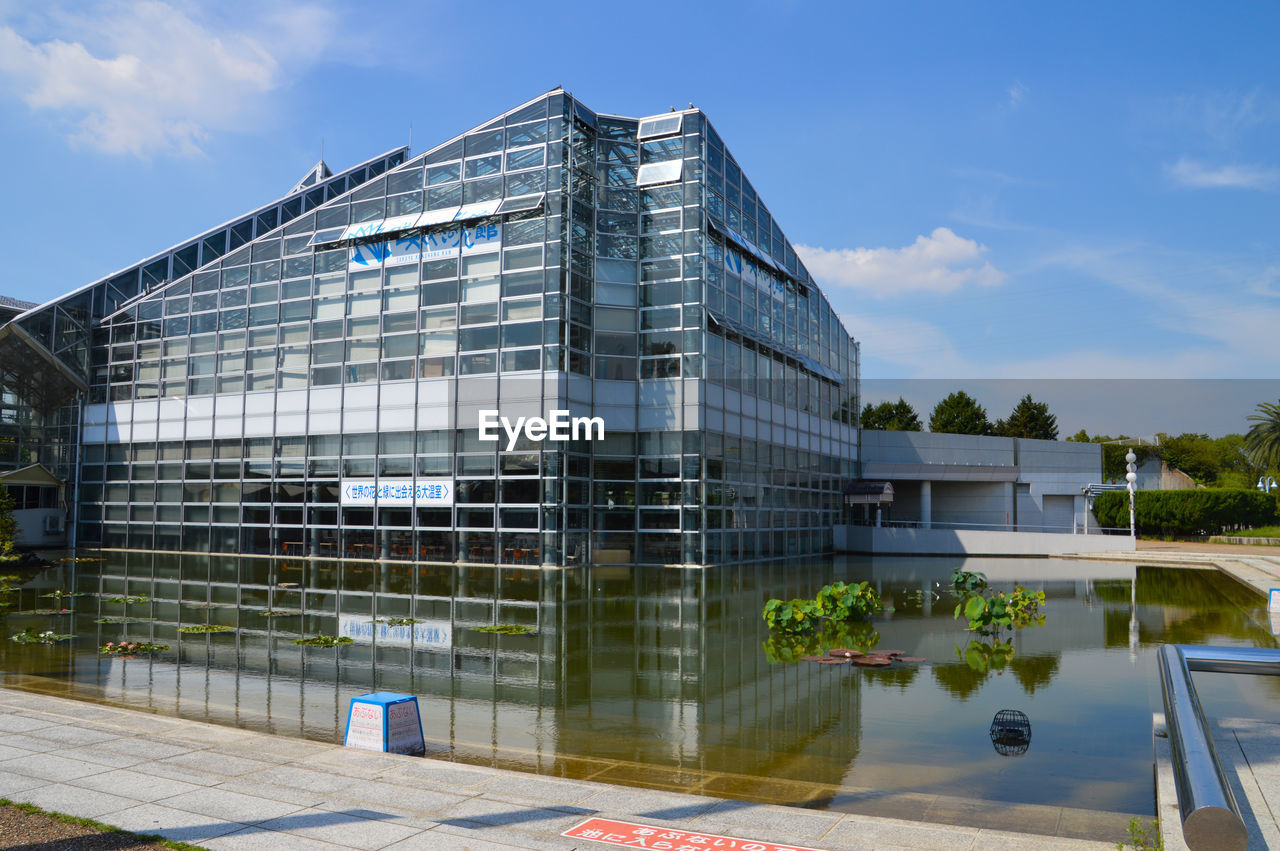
[0,687,1117,850]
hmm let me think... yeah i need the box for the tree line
[860,394,1280,487]
[861,392,1059,440]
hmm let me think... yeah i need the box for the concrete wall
[1135,458,1197,490]
[859,431,1102,533]
[835,524,1136,556]
[13,508,66,548]
[860,429,1015,473]
[931,480,1011,527]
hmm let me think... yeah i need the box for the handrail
[846,518,1132,535]
[1158,644,1280,850]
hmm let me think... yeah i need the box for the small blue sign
[344,692,425,755]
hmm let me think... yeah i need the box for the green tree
[993,394,1059,440]
[1245,400,1280,472]
[0,484,16,556]
[1158,433,1220,484]
[929,391,992,436]
[860,398,922,431]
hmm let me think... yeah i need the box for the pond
[2,552,1276,839]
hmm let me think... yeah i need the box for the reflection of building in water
[6,553,1271,816]
[66,553,867,786]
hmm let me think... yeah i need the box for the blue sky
[2,0,1278,393]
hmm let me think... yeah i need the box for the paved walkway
[1069,547,1280,599]
[1137,539,1280,558]
[0,688,1115,850]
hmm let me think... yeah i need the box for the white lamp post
[1125,450,1138,538]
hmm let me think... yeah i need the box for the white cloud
[1007,80,1028,109]
[0,1,335,157]
[1155,90,1274,147]
[797,227,1006,298]
[1165,157,1279,190]
[839,312,975,377]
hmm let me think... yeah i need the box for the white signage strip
[348,242,387,270]
[340,213,422,243]
[453,199,503,221]
[422,227,461,260]
[340,479,453,506]
[460,222,501,254]
[415,207,461,228]
[385,233,422,267]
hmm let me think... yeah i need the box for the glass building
[1,89,859,566]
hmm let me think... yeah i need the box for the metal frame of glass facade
[8,89,859,566]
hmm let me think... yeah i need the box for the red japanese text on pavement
[563,817,827,851]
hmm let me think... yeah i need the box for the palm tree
[1244,400,1280,471]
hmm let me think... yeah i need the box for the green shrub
[1094,489,1278,537]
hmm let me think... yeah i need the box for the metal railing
[1157,644,1280,851]
[846,518,1132,535]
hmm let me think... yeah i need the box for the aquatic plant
[40,590,86,599]
[178,625,234,634]
[105,594,151,605]
[376,617,422,626]
[762,620,880,663]
[292,635,353,647]
[94,616,156,624]
[476,623,533,635]
[9,628,74,645]
[100,641,167,656]
[762,581,882,635]
[260,609,302,618]
[950,568,1045,635]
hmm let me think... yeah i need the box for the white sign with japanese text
[340,479,453,506]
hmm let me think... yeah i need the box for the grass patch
[475,623,534,635]
[1232,525,1280,538]
[178,624,234,634]
[292,635,353,647]
[0,797,205,850]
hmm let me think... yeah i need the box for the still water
[2,553,1276,826]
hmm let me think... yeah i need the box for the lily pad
[898,656,928,663]
[816,658,849,665]
[827,648,864,658]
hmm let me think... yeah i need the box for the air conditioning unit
[43,515,65,535]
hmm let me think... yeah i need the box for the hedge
[1093,489,1278,537]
